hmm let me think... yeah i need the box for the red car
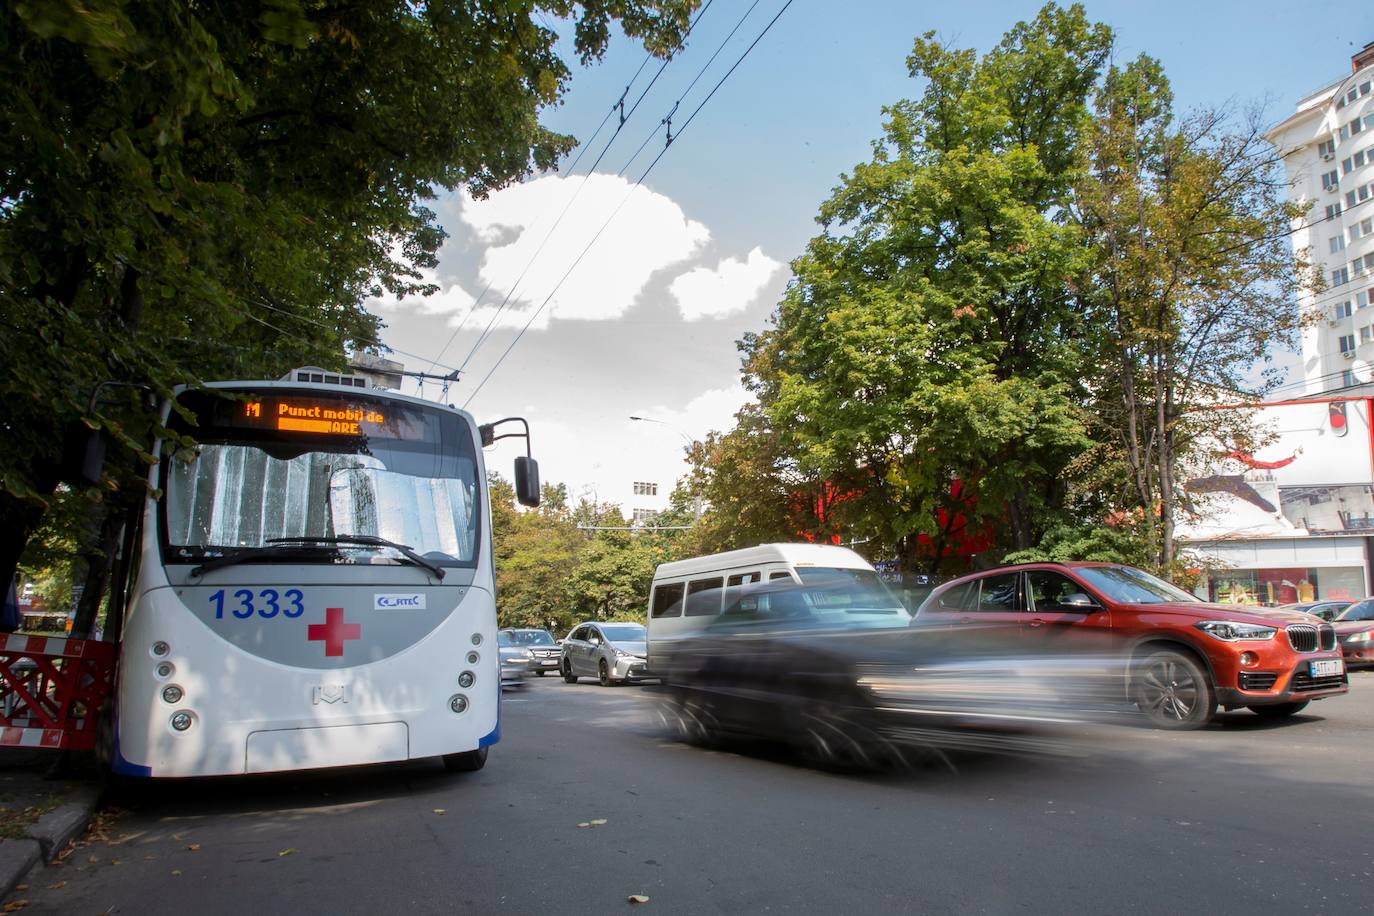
[1332,598,1374,667]
[915,562,1349,729]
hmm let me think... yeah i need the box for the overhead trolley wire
[461,0,796,409]
[424,0,717,379]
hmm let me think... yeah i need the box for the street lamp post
[628,415,702,520]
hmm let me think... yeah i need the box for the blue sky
[373,2,1374,514]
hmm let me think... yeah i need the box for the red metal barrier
[0,634,116,751]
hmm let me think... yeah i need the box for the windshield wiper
[190,544,340,578]
[266,535,446,581]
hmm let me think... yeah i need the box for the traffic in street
[10,672,1374,915]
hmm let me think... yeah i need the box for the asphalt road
[8,671,1374,915]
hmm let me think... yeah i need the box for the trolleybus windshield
[162,388,480,567]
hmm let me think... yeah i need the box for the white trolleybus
[107,368,539,778]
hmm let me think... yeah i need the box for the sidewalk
[0,749,101,897]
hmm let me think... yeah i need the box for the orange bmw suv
[915,562,1349,729]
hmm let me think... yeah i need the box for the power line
[431,0,718,377]
[461,0,796,409]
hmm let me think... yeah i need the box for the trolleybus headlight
[471,633,483,646]
[467,651,480,665]
[170,712,194,731]
[155,663,174,679]
[458,671,476,688]
[162,685,184,704]
[449,694,469,714]
[152,641,170,657]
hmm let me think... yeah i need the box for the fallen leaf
[45,883,65,890]
[628,895,650,905]
[432,809,445,816]
[2,900,28,912]
[278,848,295,857]
[171,870,182,876]
[589,819,608,826]
[187,844,201,851]
[577,822,590,828]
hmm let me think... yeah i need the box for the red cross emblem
[307,607,361,657]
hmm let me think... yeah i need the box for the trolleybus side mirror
[515,457,541,508]
[62,423,106,486]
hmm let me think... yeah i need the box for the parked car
[1332,598,1374,667]
[560,622,650,686]
[915,562,1348,729]
[499,628,562,676]
[496,631,532,687]
[1275,600,1353,622]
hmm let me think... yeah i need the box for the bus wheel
[443,747,488,773]
[562,660,578,684]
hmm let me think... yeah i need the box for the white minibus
[645,544,899,668]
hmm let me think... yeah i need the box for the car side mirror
[515,456,540,508]
[1061,593,1099,610]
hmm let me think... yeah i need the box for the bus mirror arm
[479,417,540,508]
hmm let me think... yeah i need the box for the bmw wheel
[1133,649,1216,730]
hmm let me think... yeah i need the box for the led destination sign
[245,399,387,436]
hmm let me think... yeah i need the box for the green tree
[1075,58,1313,567]
[0,0,696,605]
[744,3,1107,574]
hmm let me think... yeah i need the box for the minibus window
[651,582,686,618]
[684,577,725,616]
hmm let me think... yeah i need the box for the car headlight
[1194,620,1278,641]
[1348,630,1372,643]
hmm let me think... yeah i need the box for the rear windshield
[506,630,556,646]
[1339,599,1374,622]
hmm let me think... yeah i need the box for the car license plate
[1311,659,1343,677]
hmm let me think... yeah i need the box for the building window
[1359,290,1371,309]
[1360,325,1371,342]
[1343,369,1358,387]
[1345,157,1356,175]
[1319,138,1338,158]
[1337,300,1354,319]
[1331,235,1346,254]
[1333,267,1351,286]
[1327,202,1344,221]
[1338,333,1356,352]
[632,508,658,525]
[1322,169,1339,191]
[632,481,658,497]
[1357,149,1369,169]
[1353,117,1365,137]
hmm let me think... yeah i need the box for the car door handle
[1028,618,1045,628]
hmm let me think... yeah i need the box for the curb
[0,787,100,898]
[0,839,41,899]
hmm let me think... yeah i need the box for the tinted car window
[1339,599,1374,621]
[978,573,1023,612]
[652,582,685,618]
[685,577,725,617]
[569,625,588,641]
[769,572,793,582]
[1027,571,1086,613]
[727,572,760,587]
[937,582,974,610]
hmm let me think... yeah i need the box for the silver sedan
[560,622,651,686]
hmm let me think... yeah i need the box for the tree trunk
[0,497,49,604]
[71,505,123,639]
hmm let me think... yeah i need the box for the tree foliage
[0,0,696,593]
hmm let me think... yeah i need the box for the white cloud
[668,246,783,321]
[456,173,711,330]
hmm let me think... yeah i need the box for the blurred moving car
[561,622,650,686]
[916,563,1348,729]
[499,628,561,676]
[656,579,1124,767]
[1332,598,1374,667]
[496,631,532,687]
[1275,600,1353,622]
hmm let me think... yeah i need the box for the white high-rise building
[1266,41,1374,393]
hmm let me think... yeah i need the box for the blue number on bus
[207,588,304,620]
[284,588,305,618]
[233,589,255,618]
